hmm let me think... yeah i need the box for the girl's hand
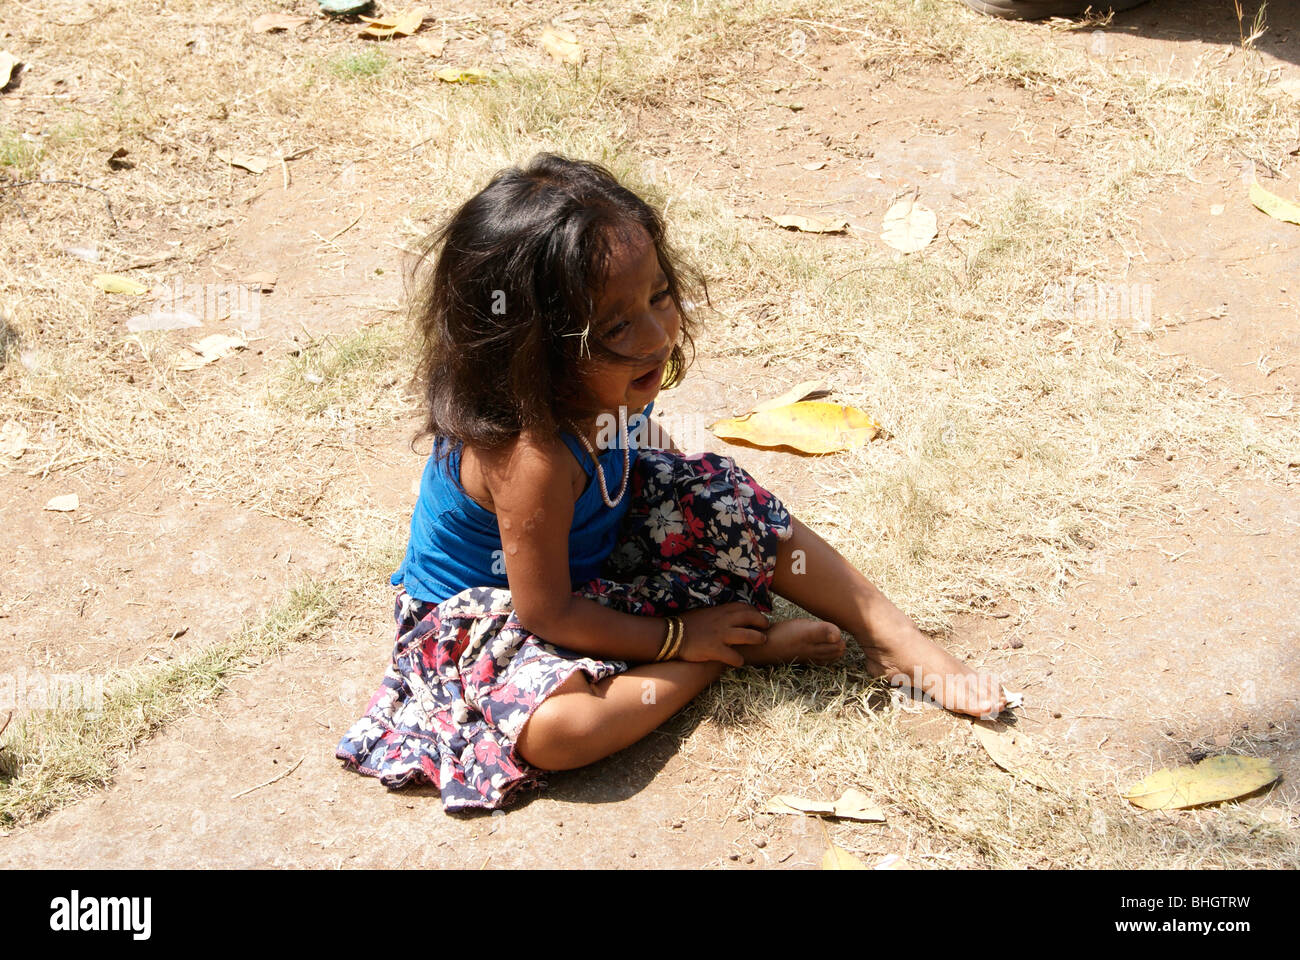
[677,603,769,667]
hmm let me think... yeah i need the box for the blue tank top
[391,402,656,604]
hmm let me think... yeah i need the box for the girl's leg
[515,660,728,770]
[770,515,1005,717]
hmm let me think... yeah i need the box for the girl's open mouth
[631,363,663,390]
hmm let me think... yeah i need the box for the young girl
[336,153,1006,811]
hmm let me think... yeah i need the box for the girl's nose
[640,309,677,353]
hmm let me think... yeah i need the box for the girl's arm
[481,433,763,663]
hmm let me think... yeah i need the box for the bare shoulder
[461,430,585,512]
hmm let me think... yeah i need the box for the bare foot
[743,618,846,666]
[859,633,1006,719]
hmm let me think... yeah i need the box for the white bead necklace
[563,406,630,509]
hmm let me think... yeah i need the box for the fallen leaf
[415,36,446,57]
[0,421,28,459]
[764,788,885,822]
[216,150,268,175]
[750,379,831,414]
[539,27,583,65]
[359,6,427,38]
[176,333,248,371]
[106,146,133,171]
[1123,755,1279,810]
[1002,689,1024,710]
[126,310,201,332]
[710,401,880,454]
[766,795,835,817]
[883,195,935,252]
[434,67,488,83]
[831,788,887,822]
[765,213,849,234]
[94,274,149,295]
[45,494,79,512]
[0,51,19,90]
[881,195,938,252]
[971,719,1055,791]
[822,843,868,869]
[252,13,310,32]
[1249,179,1300,226]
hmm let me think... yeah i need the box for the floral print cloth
[335,449,794,811]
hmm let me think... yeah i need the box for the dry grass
[2,0,1297,862]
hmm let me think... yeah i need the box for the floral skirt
[335,450,794,811]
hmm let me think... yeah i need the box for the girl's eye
[604,319,630,338]
[652,288,671,306]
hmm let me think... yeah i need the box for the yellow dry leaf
[251,13,309,32]
[766,213,848,234]
[1123,755,1279,810]
[881,195,937,252]
[709,401,879,454]
[539,27,583,65]
[434,67,488,83]
[822,844,868,869]
[176,333,248,371]
[971,719,1055,791]
[359,6,428,38]
[750,380,831,414]
[94,274,148,295]
[1249,179,1300,226]
[45,494,79,512]
[216,151,268,175]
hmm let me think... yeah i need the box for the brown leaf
[252,14,310,33]
[971,719,1056,791]
[764,788,885,822]
[216,150,268,175]
[176,333,248,371]
[765,213,848,234]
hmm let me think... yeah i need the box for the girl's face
[581,225,680,420]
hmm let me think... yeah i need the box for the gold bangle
[654,618,676,662]
[664,616,684,661]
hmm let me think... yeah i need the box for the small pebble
[1010,639,1024,649]
[754,838,767,848]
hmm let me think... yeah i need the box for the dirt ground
[1,0,1297,867]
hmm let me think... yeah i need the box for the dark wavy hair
[407,152,705,460]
